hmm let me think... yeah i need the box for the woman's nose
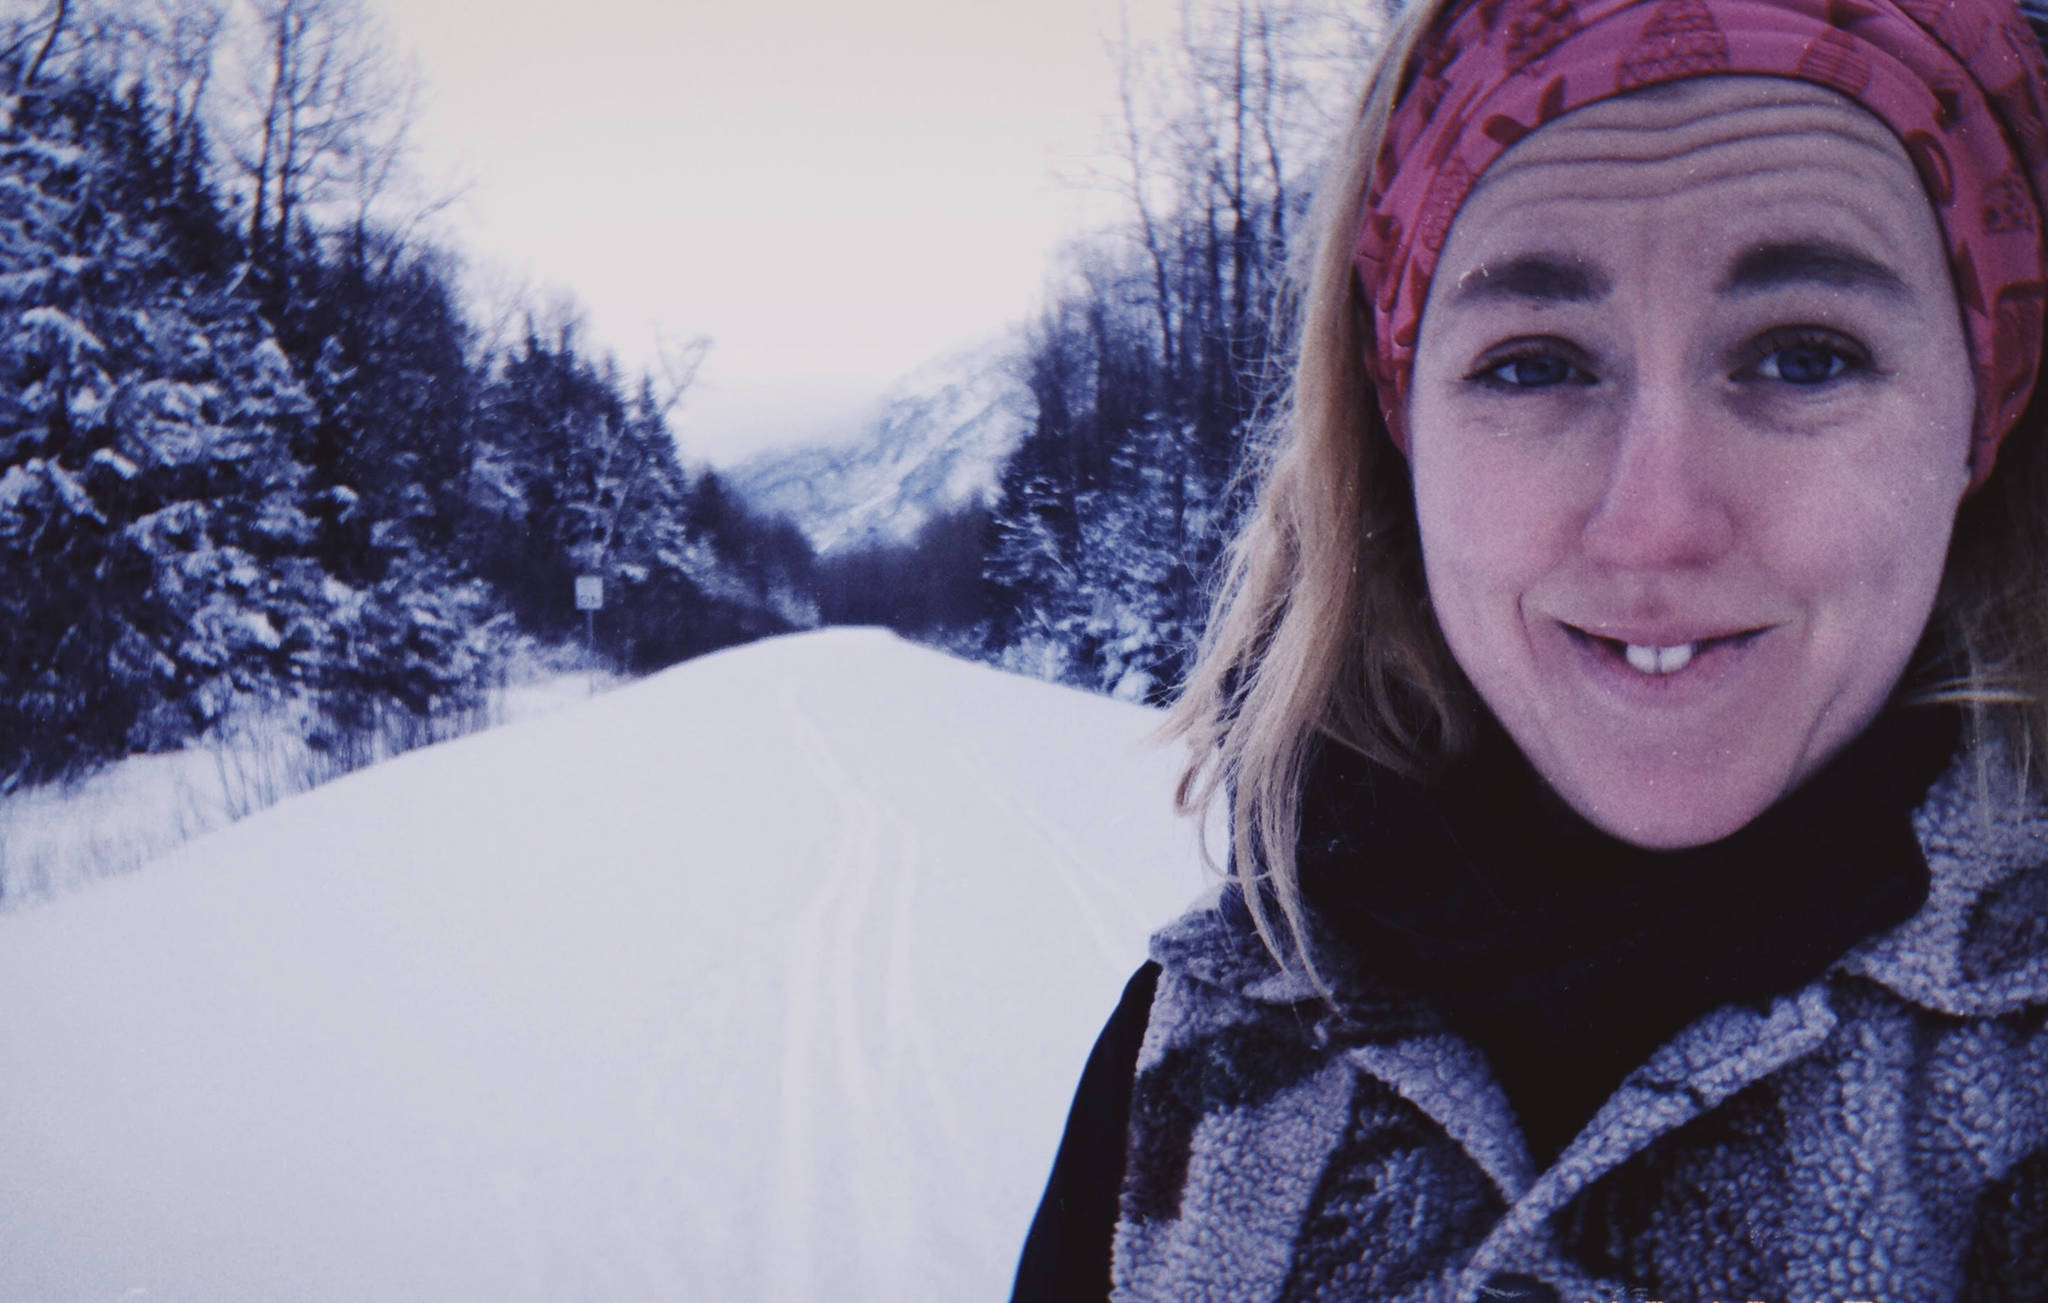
[1578,385,1737,571]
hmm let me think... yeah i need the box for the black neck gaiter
[1294,702,1960,1165]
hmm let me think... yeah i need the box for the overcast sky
[366,0,1183,466]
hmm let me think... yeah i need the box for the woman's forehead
[1477,75,1902,171]
[1444,76,1945,279]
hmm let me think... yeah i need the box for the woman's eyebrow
[1449,253,1612,306]
[1718,240,1909,299]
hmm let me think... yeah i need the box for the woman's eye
[1744,331,1868,386]
[1474,351,1585,389]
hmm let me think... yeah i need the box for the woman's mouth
[1563,625,1770,679]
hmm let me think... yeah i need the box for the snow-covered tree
[0,76,336,779]
[974,0,1377,698]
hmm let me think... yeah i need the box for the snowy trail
[0,630,1205,1301]
[944,725,1147,975]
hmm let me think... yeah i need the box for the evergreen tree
[262,229,491,725]
[0,79,335,780]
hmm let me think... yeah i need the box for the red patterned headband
[1352,0,2048,486]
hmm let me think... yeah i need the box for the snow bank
[0,656,622,905]
[0,629,1208,1301]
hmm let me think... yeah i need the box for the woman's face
[1407,76,1975,849]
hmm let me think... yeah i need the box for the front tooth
[1623,642,1698,674]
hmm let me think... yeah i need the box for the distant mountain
[726,334,1031,554]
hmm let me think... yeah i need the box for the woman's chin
[1539,754,1793,851]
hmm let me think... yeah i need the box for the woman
[1016,0,2048,1297]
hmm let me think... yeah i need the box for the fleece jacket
[1111,745,2048,1302]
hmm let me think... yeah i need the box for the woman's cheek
[1416,433,1561,657]
[1426,426,1583,558]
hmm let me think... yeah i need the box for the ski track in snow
[775,684,920,1302]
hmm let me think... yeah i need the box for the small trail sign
[575,575,605,611]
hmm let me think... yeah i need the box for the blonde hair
[1165,0,2048,977]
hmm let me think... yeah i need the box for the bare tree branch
[649,330,712,419]
[230,0,408,259]
[17,0,69,92]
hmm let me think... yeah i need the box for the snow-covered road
[0,630,1207,1301]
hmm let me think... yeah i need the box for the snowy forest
[0,0,815,791]
[0,0,1373,808]
[812,5,1375,700]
